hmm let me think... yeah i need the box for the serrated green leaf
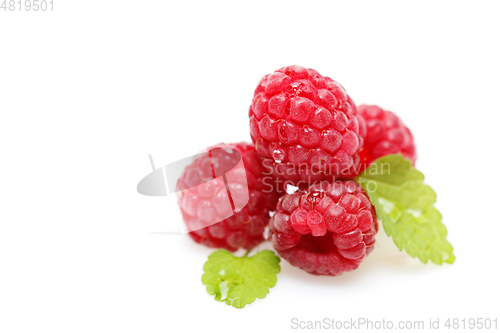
[356,154,455,265]
[202,249,280,309]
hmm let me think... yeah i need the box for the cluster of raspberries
[177,65,416,276]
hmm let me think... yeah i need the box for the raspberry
[268,180,378,276]
[249,65,366,184]
[177,143,279,251]
[358,104,416,168]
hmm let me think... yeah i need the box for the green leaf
[356,154,455,265]
[202,249,280,309]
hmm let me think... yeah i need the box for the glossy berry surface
[268,180,378,275]
[177,143,279,251]
[358,104,416,168]
[249,65,366,183]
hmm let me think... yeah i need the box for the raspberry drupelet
[249,65,367,184]
[268,180,378,276]
[177,143,279,251]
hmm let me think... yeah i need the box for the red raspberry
[249,65,366,184]
[177,143,279,252]
[268,180,378,276]
[358,104,416,168]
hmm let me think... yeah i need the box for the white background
[1,1,499,332]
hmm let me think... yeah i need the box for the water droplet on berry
[286,82,306,97]
[273,148,285,163]
[306,191,324,205]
